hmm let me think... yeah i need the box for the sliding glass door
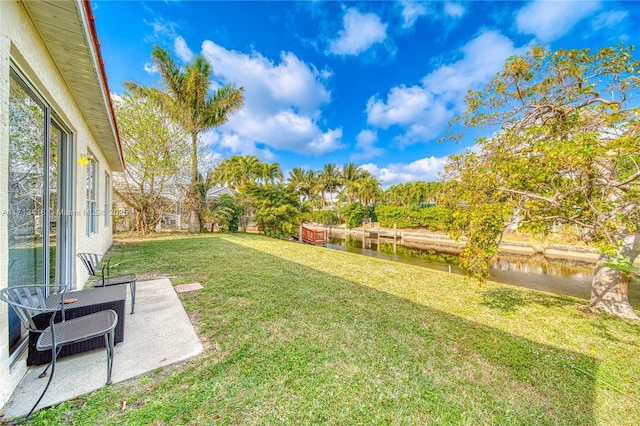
[7,68,73,354]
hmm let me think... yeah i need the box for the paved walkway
[2,278,203,419]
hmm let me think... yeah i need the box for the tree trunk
[589,233,639,322]
[188,207,200,233]
[188,133,201,233]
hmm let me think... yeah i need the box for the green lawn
[27,233,640,425]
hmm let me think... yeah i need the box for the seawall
[305,224,639,267]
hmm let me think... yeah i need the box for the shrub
[375,204,449,230]
[311,209,340,225]
[366,206,378,223]
[208,194,243,232]
[244,184,303,239]
[374,204,413,228]
[341,202,366,229]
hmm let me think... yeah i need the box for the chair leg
[28,344,57,418]
[38,347,63,378]
[104,328,115,385]
[129,281,136,314]
[29,313,60,417]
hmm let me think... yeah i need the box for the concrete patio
[1,278,203,419]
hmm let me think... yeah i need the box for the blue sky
[92,0,639,187]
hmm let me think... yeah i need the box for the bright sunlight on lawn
[32,233,640,425]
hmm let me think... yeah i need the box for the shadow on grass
[99,235,600,425]
[480,287,575,313]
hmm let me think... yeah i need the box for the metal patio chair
[77,253,137,314]
[0,285,118,418]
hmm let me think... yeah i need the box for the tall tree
[209,155,265,232]
[287,167,307,192]
[235,156,261,187]
[354,175,382,206]
[341,162,368,203]
[112,92,189,234]
[210,155,263,189]
[303,169,322,208]
[444,44,640,321]
[319,163,342,207]
[385,184,411,207]
[125,46,244,232]
[259,162,283,186]
[384,181,442,208]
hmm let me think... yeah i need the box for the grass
[17,233,640,425]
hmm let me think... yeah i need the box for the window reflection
[8,71,46,351]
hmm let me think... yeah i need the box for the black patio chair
[0,285,118,418]
[77,253,137,314]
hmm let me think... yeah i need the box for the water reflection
[326,238,639,306]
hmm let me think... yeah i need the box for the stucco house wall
[0,0,123,408]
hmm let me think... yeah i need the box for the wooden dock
[300,226,327,245]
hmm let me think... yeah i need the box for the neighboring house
[0,0,124,407]
[205,184,237,203]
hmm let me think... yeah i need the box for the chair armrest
[56,287,70,320]
[99,256,112,280]
[103,257,129,277]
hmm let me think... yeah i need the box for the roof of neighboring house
[20,0,124,172]
[206,185,237,200]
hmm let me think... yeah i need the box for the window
[86,154,98,236]
[104,172,111,228]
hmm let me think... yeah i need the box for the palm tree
[287,167,306,191]
[287,166,307,209]
[355,176,382,206]
[259,162,283,186]
[319,163,341,208]
[385,183,411,207]
[210,155,262,189]
[235,155,261,187]
[341,162,369,203]
[125,46,244,232]
[303,169,322,209]
[209,159,231,188]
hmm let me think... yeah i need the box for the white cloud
[148,20,176,38]
[309,128,344,155]
[215,132,277,161]
[200,40,341,157]
[367,85,434,129]
[422,30,520,107]
[329,9,387,56]
[361,156,448,187]
[174,36,194,62]
[351,130,385,161]
[221,108,343,156]
[400,1,428,28]
[516,0,601,42]
[366,30,520,145]
[356,129,377,146]
[225,109,343,155]
[202,41,330,114]
[143,62,157,74]
[399,1,466,29]
[592,10,628,30]
[444,2,465,19]
[143,16,180,44]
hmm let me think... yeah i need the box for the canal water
[326,238,640,306]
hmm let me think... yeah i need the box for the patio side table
[27,286,126,365]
